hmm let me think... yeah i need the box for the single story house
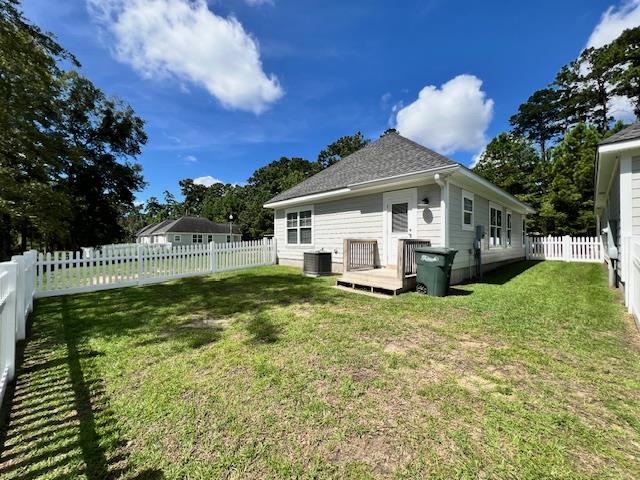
[595,123,640,316]
[264,130,534,292]
[136,216,241,245]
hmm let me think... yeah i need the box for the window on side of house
[226,235,231,243]
[207,234,213,243]
[286,207,313,245]
[506,211,512,247]
[462,190,474,231]
[489,204,502,247]
[174,235,181,242]
[193,234,203,243]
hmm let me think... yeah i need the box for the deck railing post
[343,239,350,272]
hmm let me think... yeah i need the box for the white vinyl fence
[0,251,37,405]
[37,239,276,298]
[526,236,603,262]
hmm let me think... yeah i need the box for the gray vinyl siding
[448,183,525,281]
[417,184,442,244]
[633,157,640,236]
[274,184,443,266]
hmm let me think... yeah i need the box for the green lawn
[1,262,639,479]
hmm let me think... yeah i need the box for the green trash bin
[415,247,458,297]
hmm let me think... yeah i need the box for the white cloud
[183,155,198,163]
[587,0,640,49]
[609,94,636,121]
[470,147,485,168]
[244,0,274,5]
[193,175,223,187]
[395,75,494,154]
[87,0,283,113]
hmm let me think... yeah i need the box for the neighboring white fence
[37,239,276,298]
[526,236,603,262]
[0,251,37,405]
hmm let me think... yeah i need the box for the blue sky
[21,0,640,202]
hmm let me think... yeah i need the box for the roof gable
[137,217,240,236]
[267,131,456,203]
[599,123,640,145]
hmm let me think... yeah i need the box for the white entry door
[383,188,418,266]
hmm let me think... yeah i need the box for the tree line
[474,26,640,235]
[121,133,370,240]
[1,0,146,260]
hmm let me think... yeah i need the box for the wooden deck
[336,267,416,295]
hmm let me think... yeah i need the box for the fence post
[272,237,277,265]
[137,245,143,286]
[210,242,217,273]
[0,262,18,382]
[563,235,571,262]
[11,255,26,341]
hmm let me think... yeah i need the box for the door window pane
[391,203,408,232]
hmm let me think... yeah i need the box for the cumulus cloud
[395,75,494,154]
[586,0,640,49]
[87,0,283,113]
[193,176,224,187]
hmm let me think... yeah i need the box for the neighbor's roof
[137,216,240,236]
[266,130,457,204]
[599,123,640,145]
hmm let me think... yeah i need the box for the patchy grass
[1,261,639,479]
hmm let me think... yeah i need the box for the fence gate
[526,236,603,263]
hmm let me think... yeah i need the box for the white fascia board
[347,165,458,190]
[598,138,640,154]
[263,165,457,209]
[263,188,351,209]
[454,167,535,214]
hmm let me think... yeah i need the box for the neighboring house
[263,130,534,289]
[137,216,241,245]
[595,123,640,311]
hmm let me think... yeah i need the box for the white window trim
[285,205,314,247]
[489,202,503,249]
[506,209,513,248]
[461,190,474,231]
[174,234,181,242]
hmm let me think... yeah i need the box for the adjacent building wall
[633,157,640,236]
[448,183,525,284]
[138,233,242,245]
[274,184,442,272]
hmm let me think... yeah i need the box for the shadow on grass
[0,300,164,479]
[472,260,539,285]
[0,267,336,478]
[246,314,281,344]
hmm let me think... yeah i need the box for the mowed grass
[1,262,639,479]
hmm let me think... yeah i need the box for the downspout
[434,173,449,247]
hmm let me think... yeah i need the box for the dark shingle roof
[137,217,240,236]
[266,131,457,204]
[599,123,640,145]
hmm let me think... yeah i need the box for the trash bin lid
[415,247,458,255]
